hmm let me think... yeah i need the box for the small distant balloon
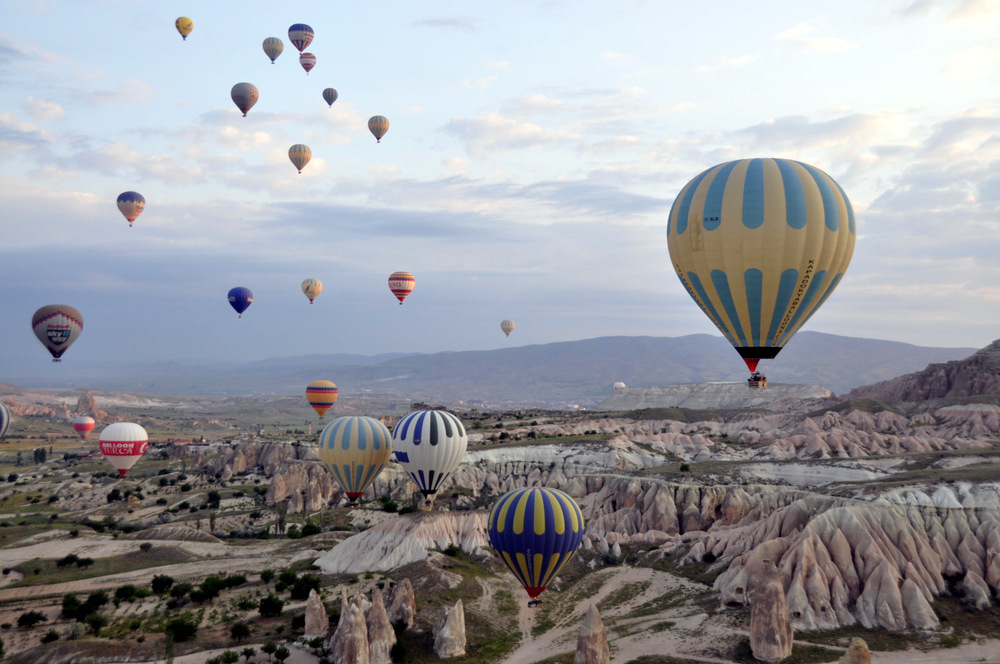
[73,415,96,440]
[116,191,145,227]
[501,319,515,337]
[368,115,389,142]
[227,287,253,317]
[231,82,259,117]
[175,17,193,41]
[306,380,339,419]
[299,52,316,74]
[388,271,414,304]
[0,401,10,442]
[99,422,148,478]
[323,88,338,107]
[301,278,322,303]
[262,37,284,63]
[288,144,312,173]
[288,23,314,52]
[613,381,626,392]
[32,305,83,362]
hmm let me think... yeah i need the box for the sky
[1,0,999,372]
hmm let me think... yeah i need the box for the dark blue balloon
[228,287,253,317]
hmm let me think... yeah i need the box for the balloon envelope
[301,278,322,303]
[99,422,148,477]
[32,305,83,362]
[175,17,193,40]
[318,416,392,502]
[0,401,9,441]
[392,410,468,498]
[262,37,284,63]
[368,115,389,142]
[227,287,253,317]
[388,271,414,304]
[73,415,96,440]
[288,144,312,173]
[323,88,338,107]
[231,82,259,117]
[666,157,856,373]
[117,191,145,226]
[299,52,316,74]
[306,380,339,419]
[501,319,515,337]
[613,381,626,392]
[488,487,585,600]
[288,23,314,52]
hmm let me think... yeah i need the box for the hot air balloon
[32,305,83,362]
[0,401,10,441]
[117,191,145,227]
[318,416,392,506]
[298,52,316,74]
[488,487,585,606]
[388,271,414,304]
[391,410,467,503]
[99,422,148,478]
[227,287,253,317]
[306,380,339,419]
[288,24,314,52]
[72,415,96,440]
[175,17,193,40]
[667,158,855,386]
[322,88,338,107]
[262,37,284,63]
[231,82,259,117]
[288,144,312,173]
[301,278,322,303]
[612,381,626,392]
[501,319,515,337]
[368,115,389,142]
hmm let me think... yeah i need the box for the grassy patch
[10,545,200,586]
[597,581,650,614]
[626,586,692,619]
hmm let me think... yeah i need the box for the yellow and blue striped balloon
[288,144,312,173]
[488,487,585,600]
[262,37,284,64]
[0,400,10,441]
[318,416,392,502]
[667,158,855,373]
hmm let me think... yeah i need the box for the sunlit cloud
[774,23,859,53]
[23,96,64,122]
[695,54,759,72]
[443,112,579,157]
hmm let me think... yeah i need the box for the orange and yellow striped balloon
[306,380,338,419]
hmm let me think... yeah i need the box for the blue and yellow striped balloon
[0,400,10,441]
[318,416,392,502]
[488,487,585,600]
[667,158,855,373]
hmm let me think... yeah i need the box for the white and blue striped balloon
[391,409,467,498]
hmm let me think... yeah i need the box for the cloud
[0,112,56,152]
[695,54,759,72]
[23,97,64,122]
[412,17,477,32]
[774,23,859,53]
[443,113,579,157]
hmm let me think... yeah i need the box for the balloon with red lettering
[72,415,96,440]
[488,487,585,602]
[667,158,855,376]
[99,422,148,477]
[388,271,414,304]
[32,305,84,362]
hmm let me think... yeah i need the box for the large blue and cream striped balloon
[0,400,10,441]
[391,410,467,498]
[488,487,585,600]
[667,158,855,373]
[318,416,392,502]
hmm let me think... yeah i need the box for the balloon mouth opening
[743,358,760,372]
[525,588,545,600]
[117,469,128,477]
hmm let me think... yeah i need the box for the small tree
[258,594,284,618]
[151,574,175,594]
[85,613,108,635]
[220,650,240,664]
[274,646,290,664]
[261,641,277,661]
[17,610,47,628]
[241,647,256,663]
[230,622,251,641]
[260,569,275,584]
[139,541,153,553]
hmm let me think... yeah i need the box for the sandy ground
[870,642,1000,664]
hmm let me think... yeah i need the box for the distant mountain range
[0,332,980,408]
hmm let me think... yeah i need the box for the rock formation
[386,578,416,629]
[74,390,107,420]
[304,588,329,638]
[749,560,793,663]
[840,637,870,664]
[434,599,466,659]
[365,589,396,664]
[314,512,489,575]
[574,604,610,664]
[328,595,369,664]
